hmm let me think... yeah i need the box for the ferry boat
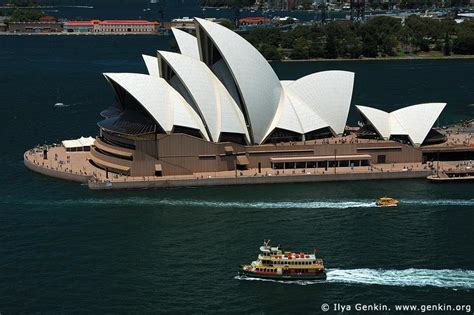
[376,196,400,207]
[239,240,326,281]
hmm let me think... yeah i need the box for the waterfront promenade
[24,146,435,190]
[23,120,474,190]
[20,142,446,190]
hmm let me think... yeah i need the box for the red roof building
[39,16,56,22]
[239,17,272,25]
[63,20,160,33]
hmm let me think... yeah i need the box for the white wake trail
[236,268,474,289]
[6,197,474,209]
[326,268,474,289]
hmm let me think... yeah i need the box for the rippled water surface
[1,22,473,313]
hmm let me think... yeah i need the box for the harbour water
[1,19,474,313]
[1,0,343,22]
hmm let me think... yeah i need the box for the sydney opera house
[27,18,454,183]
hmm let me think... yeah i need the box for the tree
[324,22,361,58]
[404,15,442,52]
[452,21,474,55]
[290,37,310,59]
[453,35,474,55]
[443,32,451,56]
[6,0,39,7]
[259,43,281,61]
[356,17,402,57]
[308,25,326,58]
[7,9,43,22]
[246,27,282,47]
[217,18,234,29]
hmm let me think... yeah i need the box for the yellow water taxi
[239,240,326,281]
[376,196,400,207]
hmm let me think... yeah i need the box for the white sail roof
[263,87,331,141]
[103,73,209,140]
[355,105,391,139]
[142,55,160,77]
[285,88,330,133]
[356,103,447,146]
[287,70,354,135]
[171,28,200,60]
[195,17,282,144]
[157,50,249,143]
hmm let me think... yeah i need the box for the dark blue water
[1,34,474,312]
[1,0,336,22]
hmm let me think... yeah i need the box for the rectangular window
[273,163,284,169]
[339,160,349,167]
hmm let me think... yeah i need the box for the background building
[93,20,159,33]
[8,21,63,33]
[64,20,159,34]
[63,20,94,33]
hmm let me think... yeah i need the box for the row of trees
[244,16,474,60]
[5,0,40,7]
[391,0,471,9]
[3,9,44,22]
[200,0,472,9]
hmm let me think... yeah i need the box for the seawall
[24,154,90,183]
[24,151,433,190]
[88,170,433,190]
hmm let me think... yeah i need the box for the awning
[62,136,96,149]
[155,164,162,171]
[236,155,249,165]
[270,154,372,163]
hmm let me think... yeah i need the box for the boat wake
[54,103,70,108]
[56,5,94,9]
[236,268,474,289]
[6,197,474,209]
[402,199,474,206]
[9,198,377,209]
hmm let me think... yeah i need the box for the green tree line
[244,16,474,60]
[5,9,44,22]
[5,0,40,7]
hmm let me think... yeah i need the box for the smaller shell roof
[103,72,209,140]
[355,105,391,139]
[142,54,160,77]
[263,87,331,141]
[287,70,355,136]
[171,28,200,60]
[356,103,447,145]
